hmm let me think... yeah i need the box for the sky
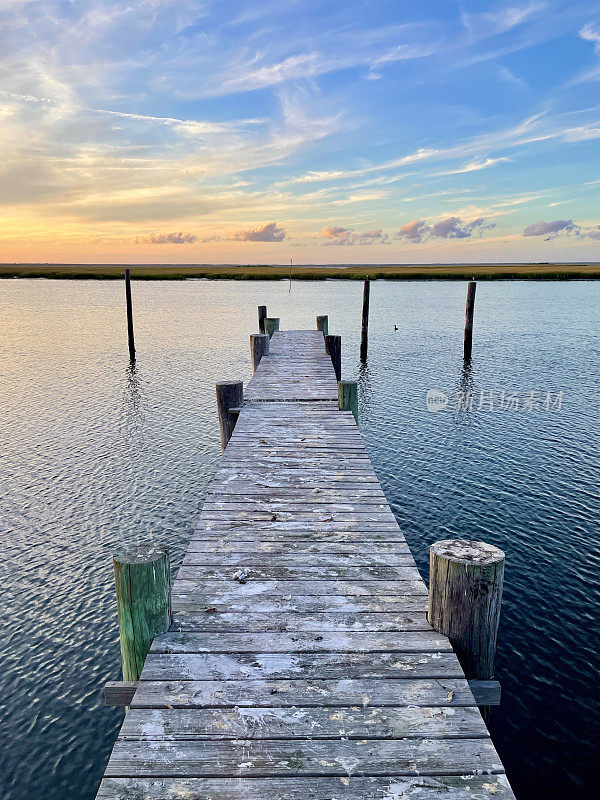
[1,0,600,264]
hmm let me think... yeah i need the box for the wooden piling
[360,278,370,361]
[464,281,476,360]
[325,334,342,381]
[316,315,329,336]
[216,380,244,450]
[125,268,135,361]
[113,543,171,683]
[428,539,505,680]
[258,306,267,334]
[338,380,358,422]
[250,333,269,373]
[264,317,280,338]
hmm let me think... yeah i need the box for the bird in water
[394,325,398,331]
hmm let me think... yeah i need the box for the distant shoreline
[1,263,600,280]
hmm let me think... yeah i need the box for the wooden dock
[97,328,515,800]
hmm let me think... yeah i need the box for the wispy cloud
[321,225,389,245]
[522,219,577,236]
[436,156,510,176]
[396,216,496,243]
[136,231,197,244]
[205,222,286,242]
[461,3,547,37]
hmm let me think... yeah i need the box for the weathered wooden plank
[141,651,464,681]
[201,502,392,513]
[186,540,410,554]
[195,522,406,534]
[119,705,488,740]
[108,677,500,708]
[176,564,422,581]
[171,596,428,614]
[180,553,416,568]
[97,775,516,800]
[172,579,428,597]
[170,611,432,633]
[104,737,504,777]
[150,631,454,654]
[131,678,478,709]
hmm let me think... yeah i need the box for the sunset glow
[1,0,600,263]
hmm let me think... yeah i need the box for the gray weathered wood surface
[96,328,514,799]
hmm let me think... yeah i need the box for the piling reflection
[122,360,144,441]
[357,359,372,416]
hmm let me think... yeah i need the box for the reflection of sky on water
[0,277,598,799]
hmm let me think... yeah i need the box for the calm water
[0,278,598,800]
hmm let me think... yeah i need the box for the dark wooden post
[316,315,329,336]
[338,380,358,423]
[264,317,280,338]
[325,334,341,381]
[360,277,370,361]
[464,281,476,360]
[258,305,267,334]
[113,543,171,682]
[216,380,243,450]
[428,539,504,680]
[125,268,135,361]
[251,333,269,373]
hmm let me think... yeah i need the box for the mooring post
[325,334,342,381]
[216,380,244,450]
[258,305,267,334]
[113,543,171,683]
[125,268,135,361]
[264,317,280,338]
[250,333,269,373]
[428,539,504,680]
[464,281,477,360]
[338,380,358,423]
[360,277,370,361]
[316,315,329,336]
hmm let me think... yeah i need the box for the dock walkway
[97,329,515,800]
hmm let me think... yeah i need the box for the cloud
[461,3,546,37]
[397,219,431,243]
[522,219,577,237]
[322,225,351,239]
[431,216,495,238]
[229,222,286,242]
[320,225,389,245]
[136,231,197,244]
[437,156,510,176]
[396,217,495,243]
[580,23,600,53]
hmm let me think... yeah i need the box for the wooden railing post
[316,315,329,336]
[113,543,171,682]
[250,333,269,373]
[125,268,135,361]
[428,539,504,680]
[325,334,341,381]
[216,380,243,450]
[264,317,280,338]
[360,277,370,361]
[464,281,476,360]
[338,380,358,422]
[258,305,267,334]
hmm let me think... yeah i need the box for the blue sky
[1,0,599,262]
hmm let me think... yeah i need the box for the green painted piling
[113,543,171,682]
[338,380,358,423]
[316,315,329,336]
[264,317,280,337]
